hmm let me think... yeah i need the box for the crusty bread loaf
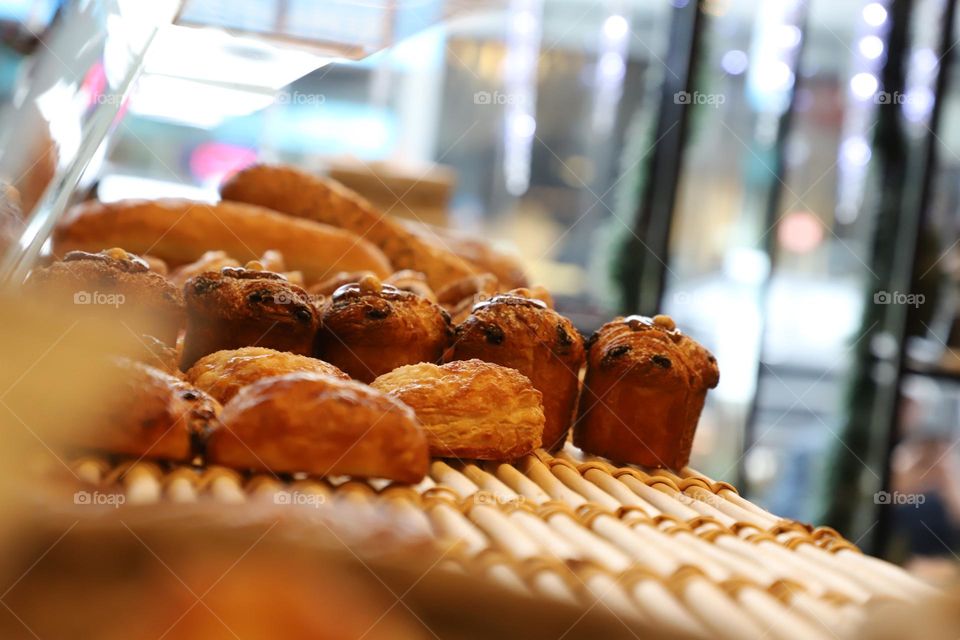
[221,164,478,290]
[52,198,392,285]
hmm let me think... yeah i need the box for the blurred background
[0,0,958,578]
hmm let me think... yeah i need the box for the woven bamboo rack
[70,444,937,640]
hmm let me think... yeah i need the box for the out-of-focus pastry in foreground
[0,182,23,254]
[574,314,719,470]
[221,164,478,290]
[69,357,221,462]
[0,516,430,640]
[181,265,320,369]
[130,334,183,377]
[52,198,392,285]
[185,346,348,404]
[209,372,428,482]
[315,274,451,383]
[23,248,185,345]
[372,359,544,460]
[446,293,585,450]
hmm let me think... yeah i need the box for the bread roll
[221,164,476,290]
[53,198,392,285]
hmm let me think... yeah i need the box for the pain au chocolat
[73,358,221,462]
[209,372,428,483]
[445,293,585,450]
[372,359,544,460]
[185,346,348,404]
[573,314,719,470]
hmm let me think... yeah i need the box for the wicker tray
[70,444,936,640]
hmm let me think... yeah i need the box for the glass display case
[2,0,959,569]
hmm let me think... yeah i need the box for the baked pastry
[52,198,392,285]
[445,294,585,450]
[23,248,185,345]
[140,255,169,276]
[315,274,452,383]
[181,266,320,369]
[506,286,554,309]
[573,314,719,470]
[221,164,476,290]
[385,270,437,302]
[371,360,544,460]
[404,220,529,288]
[170,249,303,288]
[436,273,499,308]
[185,346,348,404]
[308,271,375,298]
[169,250,240,287]
[210,372,428,482]
[75,358,221,461]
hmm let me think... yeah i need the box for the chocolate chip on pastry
[209,372,428,483]
[314,274,452,383]
[371,359,544,460]
[185,346,348,404]
[221,164,477,290]
[573,314,719,470]
[181,265,320,369]
[53,198,393,286]
[73,357,221,462]
[23,248,185,345]
[445,294,585,451]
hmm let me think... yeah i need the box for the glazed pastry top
[586,314,719,390]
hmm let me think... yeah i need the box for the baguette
[221,164,478,290]
[52,199,392,284]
